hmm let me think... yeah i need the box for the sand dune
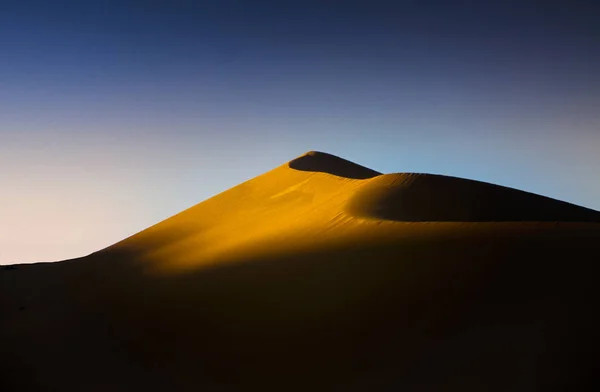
[2,151,599,391]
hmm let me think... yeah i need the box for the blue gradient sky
[1,1,599,264]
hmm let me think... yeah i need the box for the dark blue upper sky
[3,1,599,90]
[2,1,599,134]
[1,0,600,263]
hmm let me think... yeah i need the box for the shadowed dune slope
[347,172,600,222]
[1,151,600,391]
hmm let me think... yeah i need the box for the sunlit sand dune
[2,151,599,391]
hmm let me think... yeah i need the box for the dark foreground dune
[2,151,600,391]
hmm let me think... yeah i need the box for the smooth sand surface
[2,151,600,391]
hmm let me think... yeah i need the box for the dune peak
[288,151,381,179]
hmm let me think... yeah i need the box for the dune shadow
[288,151,381,179]
[3,219,600,390]
[86,229,599,390]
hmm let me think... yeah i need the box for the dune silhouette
[1,151,599,391]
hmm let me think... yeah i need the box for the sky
[1,0,599,264]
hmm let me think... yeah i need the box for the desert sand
[2,151,599,391]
